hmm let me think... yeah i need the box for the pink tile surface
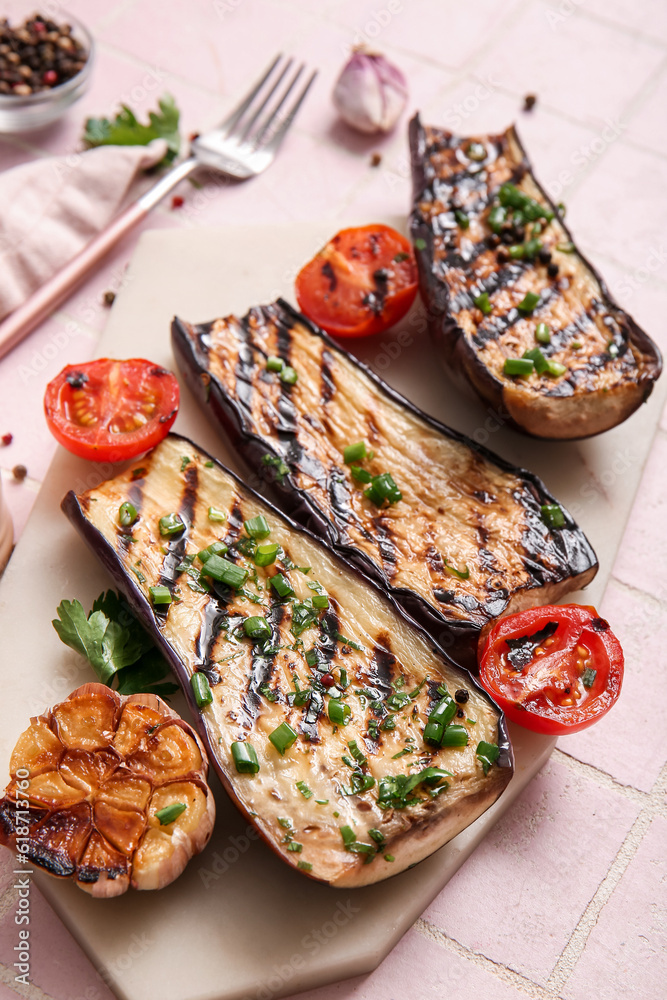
[474,2,664,125]
[563,816,667,1000]
[423,755,639,984]
[1,2,667,998]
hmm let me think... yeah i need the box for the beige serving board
[0,220,663,1000]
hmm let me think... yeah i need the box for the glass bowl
[0,11,94,133]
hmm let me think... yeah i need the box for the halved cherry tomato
[478,605,623,735]
[44,359,180,462]
[295,224,419,338]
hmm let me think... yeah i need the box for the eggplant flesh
[62,435,512,888]
[171,300,597,669]
[409,114,662,440]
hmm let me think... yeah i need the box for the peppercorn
[523,94,537,112]
[0,14,87,94]
[547,262,559,279]
[455,689,469,704]
[103,290,116,307]
[538,248,552,265]
[370,152,382,167]
[12,464,27,482]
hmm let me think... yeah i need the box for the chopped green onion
[280,366,298,385]
[536,322,551,344]
[522,347,549,375]
[582,667,597,689]
[474,292,492,315]
[208,506,226,523]
[423,721,445,746]
[541,504,566,529]
[440,725,469,748]
[607,341,619,358]
[571,340,582,350]
[297,860,312,871]
[315,799,329,805]
[311,594,329,610]
[523,238,543,259]
[204,460,214,468]
[270,573,294,599]
[191,672,213,708]
[351,465,372,484]
[278,817,291,828]
[476,740,500,775]
[243,616,271,640]
[118,502,138,527]
[347,739,367,767]
[131,467,146,480]
[557,202,566,216]
[201,555,248,589]
[429,694,457,728]
[364,472,402,507]
[266,356,284,372]
[149,585,172,606]
[384,854,395,862]
[504,357,534,376]
[244,515,270,539]
[159,513,185,537]
[155,802,186,825]
[467,141,486,161]
[340,826,374,855]
[254,542,279,567]
[269,722,298,755]
[180,456,191,472]
[454,209,470,229]
[444,559,470,580]
[368,828,385,845]
[517,291,540,314]
[296,780,313,799]
[231,741,260,774]
[498,183,553,223]
[546,360,567,377]
[287,842,302,852]
[198,540,229,563]
[414,238,426,251]
[343,441,368,464]
[327,698,352,726]
[259,683,277,702]
[556,241,575,253]
[394,251,410,263]
[342,773,376,796]
[508,244,525,260]
[488,205,506,233]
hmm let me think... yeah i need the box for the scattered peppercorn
[12,464,27,482]
[370,152,382,167]
[486,233,500,248]
[538,248,552,265]
[171,195,184,209]
[497,249,509,264]
[0,14,88,96]
[320,673,335,687]
[455,689,470,704]
[547,262,559,279]
[102,290,116,307]
[523,93,537,112]
[1,433,12,447]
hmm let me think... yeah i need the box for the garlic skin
[333,48,408,135]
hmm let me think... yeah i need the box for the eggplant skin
[61,434,513,888]
[171,300,597,671]
[409,114,662,440]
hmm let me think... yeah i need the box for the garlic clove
[333,48,408,135]
[10,718,63,777]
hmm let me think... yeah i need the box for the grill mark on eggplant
[372,517,397,580]
[158,463,199,604]
[367,639,395,700]
[240,602,285,728]
[196,599,227,677]
[117,479,144,556]
[321,347,336,404]
[298,607,340,742]
[473,284,560,347]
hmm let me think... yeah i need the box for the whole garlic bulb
[333,46,408,135]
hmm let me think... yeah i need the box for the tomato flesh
[478,605,623,735]
[295,224,419,338]
[44,359,180,462]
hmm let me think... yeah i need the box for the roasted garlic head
[0,683,215,897]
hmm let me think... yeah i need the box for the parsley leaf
[53,590,177,697]
[82,94,181,166]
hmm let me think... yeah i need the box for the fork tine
[237,57,294,143]
[255,68,318,154]
[215,53,283,138]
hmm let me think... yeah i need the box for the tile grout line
[574,5,667,52]
[0,959,59,1000]
[551,746,658,805]
[414,917,556,1000]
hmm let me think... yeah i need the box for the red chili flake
[171,195,184,209]
[321,673,335,687]
[1,434,12,447]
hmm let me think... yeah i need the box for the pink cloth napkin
[0,139,167,321]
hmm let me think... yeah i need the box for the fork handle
[0,156,199,361]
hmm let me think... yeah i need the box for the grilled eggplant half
[409,114,662,439]
[171,299,597,669]
[62,434,513,888]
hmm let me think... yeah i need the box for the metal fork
[0,55,317,359]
